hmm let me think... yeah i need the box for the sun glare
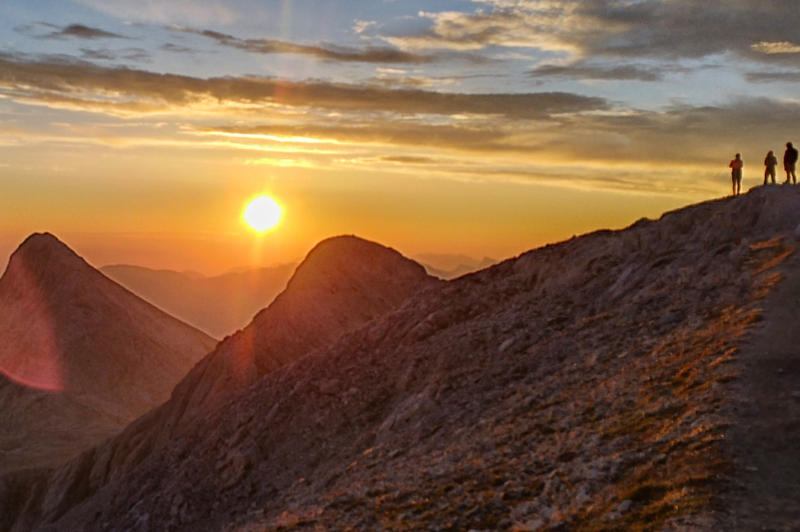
[243,195,283,232]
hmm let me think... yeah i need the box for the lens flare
[243,195,283,232]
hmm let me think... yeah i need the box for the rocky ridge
[4,190,800,531]
[0,234,216,474]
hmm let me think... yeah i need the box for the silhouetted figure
[729,153,743,196]
[764,150,778,185]
[784,142,798,184]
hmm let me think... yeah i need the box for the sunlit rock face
[6,188,800,532]
[0,233,217,473]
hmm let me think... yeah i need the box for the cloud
[751,42,800,55]
[170,26,435,64]
[744,71,800,83]
[5,51,799,196]
[160,43,198,54]
[382,1,800,67]
[44,24,126,40]
[380,156,440,164]
[0,53,608,120]
[70,0,241,25]
[528,63,666,82]
[80,48,152,63]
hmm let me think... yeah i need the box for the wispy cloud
[744,70,800,83]
[71,0,241,25]
[170,26,434,64]
[43,24,126,40]
[529,63,668,82]
[80,48,151,63]
[0,52,608,119]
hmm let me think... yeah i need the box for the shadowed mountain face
[100,263,298,339]
[5,190,800,532]
[0,233,217,473]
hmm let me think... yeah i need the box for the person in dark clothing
[729,153,743,196]
[784,142,798,184]
[764,150,778,185]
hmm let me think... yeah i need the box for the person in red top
[729,153,743,196]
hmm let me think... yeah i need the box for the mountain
[0,233,216,473]
[100,263,298,339]
[4,189,800,531]
[415,253,497,279]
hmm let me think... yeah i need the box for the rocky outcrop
[0,235,438,531]
[5,189,800,531]
[0,233,216,474]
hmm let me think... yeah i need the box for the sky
[1,0,800,274]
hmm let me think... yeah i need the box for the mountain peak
[287,235,428,292]
[16,232,78,259]
[4,232,90,287]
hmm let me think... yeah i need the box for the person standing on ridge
[784,142,798,184]
[729,153,743,196]
[764,150,778,185]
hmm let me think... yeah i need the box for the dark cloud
[160,43,199,54]
[45,24,126,40]
[744,71,800,83]
[80,48,151,63]
[388,1,800,67]
[0,53,608,119]
[171,26,435,64]
[529,63,665,82]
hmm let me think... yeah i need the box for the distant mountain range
[0,234,216,474]
[101,254,495,339]
[100,263,298,339]
[414,253,497,280]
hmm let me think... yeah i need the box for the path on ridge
[720,233,800,531]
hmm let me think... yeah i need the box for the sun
[243,195,283,232]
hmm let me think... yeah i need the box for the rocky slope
[100,263,297,339]
[0,235,438,532]
[4,189,800,532]
[0,234,217,473]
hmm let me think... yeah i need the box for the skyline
[2,1,800,274]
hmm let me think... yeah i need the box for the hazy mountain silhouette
[5,190,800,531]
[415,253,497,279]
[0,233,216,473]
[101,263,298,339]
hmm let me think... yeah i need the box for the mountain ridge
[4,190,800,531]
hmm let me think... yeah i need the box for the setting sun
[243,195,283,232]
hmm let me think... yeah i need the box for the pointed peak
[16,232,75,255]
[3,232,92,286]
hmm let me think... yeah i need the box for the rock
[511,519,545,531]
[617,499,632,514]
